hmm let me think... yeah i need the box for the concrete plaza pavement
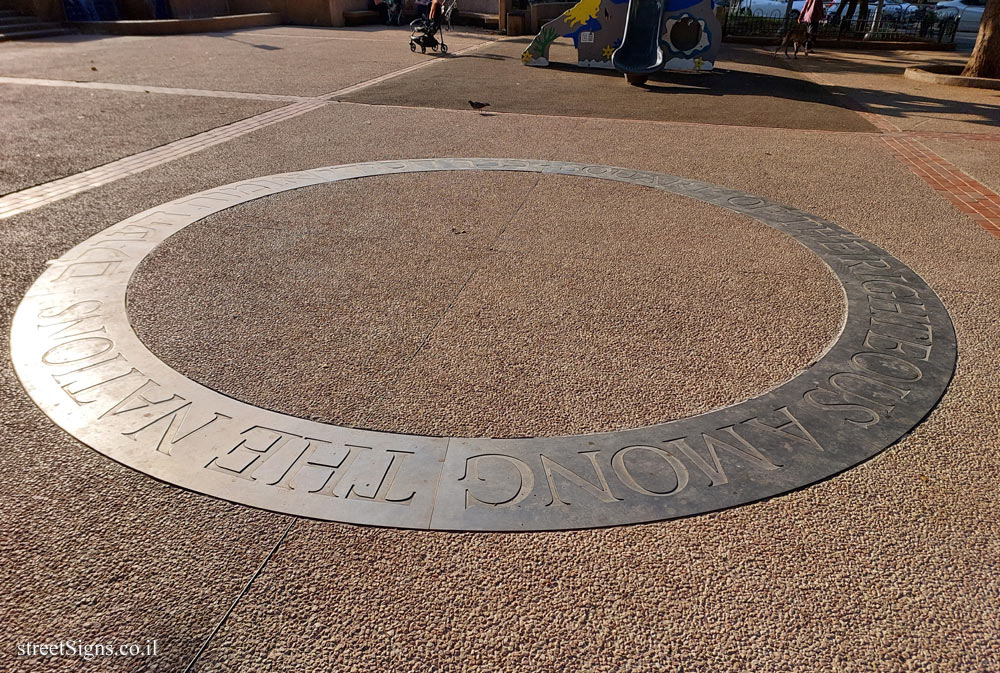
[1,26,999,672]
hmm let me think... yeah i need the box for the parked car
[826,1,919,21]
[732,0,809,19]
[735,0,918,22]
[934,0,984,31]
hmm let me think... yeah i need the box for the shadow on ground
[338,38,1000,131]
[338,39,877,130]
[781,47,1000,128]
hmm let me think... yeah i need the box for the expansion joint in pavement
[360,174,544,428]
[0,99,326,219]
[0,38,494,219]
[0,76,318,102]
[183,519,296,673]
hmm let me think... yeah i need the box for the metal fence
[721,2,959,44]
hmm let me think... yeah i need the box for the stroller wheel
[440,43,448,54]
[410,41,416,52]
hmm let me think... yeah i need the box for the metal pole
[864,0,885,39]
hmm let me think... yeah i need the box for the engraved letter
[462,454,535,509]
[540,451,621,507]
[803,388,879,428]
[740,407,824,453]
[104,380,229,454]
[611,445,689,497]
[667,427,781,487]
[851,352,923,383]
[42,336,114,366]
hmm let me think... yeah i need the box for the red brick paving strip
[836,90,1000,241]
[882,135,1000,239]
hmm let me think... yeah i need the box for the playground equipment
[521,0,721,82]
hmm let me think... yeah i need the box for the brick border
[883,136,1000,239]
[854,103,1000,240]
[788,54,1000,241]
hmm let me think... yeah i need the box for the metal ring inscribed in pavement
[10,159,957,531]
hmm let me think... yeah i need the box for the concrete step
[0,9,20,17]
[0,26,72,40]
[455,10,499,27]
[0,21,62,32]
[343,9,380,26]
[0,16,41,26]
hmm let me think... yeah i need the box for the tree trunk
[963,0,1000,78]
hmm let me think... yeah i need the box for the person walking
[800,0,825,48]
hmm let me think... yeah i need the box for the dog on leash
[774,21,811,58]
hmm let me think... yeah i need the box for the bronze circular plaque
[11,159,956,531]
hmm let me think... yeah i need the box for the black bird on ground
[468,100,490,110]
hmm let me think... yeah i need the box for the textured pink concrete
[130,173,841,438]
[0,28,494,96]
[2,30,998,673]
[788,47,1000,134]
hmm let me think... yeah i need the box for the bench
[343,9,380,25]
[455,10,499,27]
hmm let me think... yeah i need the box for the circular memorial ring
[11,159,956,531]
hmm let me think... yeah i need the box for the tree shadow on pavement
[543,60,1000,129]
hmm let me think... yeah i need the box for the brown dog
[774,22,810,58]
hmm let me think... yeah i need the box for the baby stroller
[409,0,457,54]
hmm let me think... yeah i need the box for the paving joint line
[3,42,994,220]
[0,76,315,102]
[0,99,325,219]
[183,519,295,673]
[320,39,493,99]
[358,167,544,429]
[0,39,494,219]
